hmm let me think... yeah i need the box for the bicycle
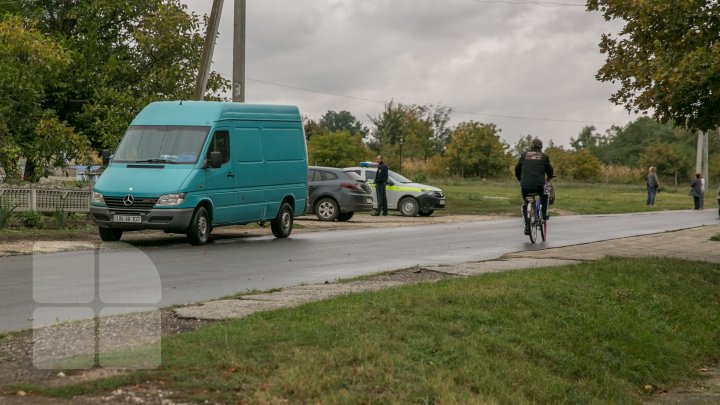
[523,193,547,243]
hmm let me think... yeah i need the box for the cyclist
[515,138,554,235]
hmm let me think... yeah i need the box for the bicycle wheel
[528,202,538,243]
[539,203,547,241]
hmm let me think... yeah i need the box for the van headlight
[91,192,105,205]
[155,193,186,207]
[423,190,436,196]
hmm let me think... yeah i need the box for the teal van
[90,101,308,245]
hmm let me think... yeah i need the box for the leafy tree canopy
[588,0,720,131]
[307,130,370,168]
[0,15,89,181]
[320,110,369,139]
[2,0,230,152]
[445,121,511,178]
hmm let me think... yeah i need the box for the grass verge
[21,257,720,404]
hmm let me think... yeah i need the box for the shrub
[0,199,17,229]
[18,211,46,229]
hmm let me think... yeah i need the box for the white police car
[343,163,446,216]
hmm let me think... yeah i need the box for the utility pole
[695,130,710,187]
[194,0,224,101]
[233,0,246,102]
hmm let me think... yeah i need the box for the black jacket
[515,147,553,187]
[376,162,389,184]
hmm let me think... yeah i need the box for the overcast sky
[181,0,640,147]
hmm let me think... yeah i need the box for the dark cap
[532,138,543,149]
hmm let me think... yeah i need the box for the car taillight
[341,182,363,192]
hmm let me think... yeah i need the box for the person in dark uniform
[515,138,554,234]
[373,155,389,216]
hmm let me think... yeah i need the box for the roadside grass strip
[14,257,720,404]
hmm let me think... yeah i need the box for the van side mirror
[387,179,395,186]
[101,149,111,167]
[208,151,222,168]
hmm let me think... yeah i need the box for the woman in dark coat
[689,173,703,210]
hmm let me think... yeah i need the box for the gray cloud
[183,0,637,146]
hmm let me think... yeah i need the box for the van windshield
[113,125,210,164]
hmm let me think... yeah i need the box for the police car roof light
[359,161,378,168]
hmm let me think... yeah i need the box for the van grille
[104,196,158,213]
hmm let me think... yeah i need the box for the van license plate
[113,215,141,223]
[440,199,446,205]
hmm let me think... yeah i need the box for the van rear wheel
[187,206,210,245]
[99,227,123,242]
[271,202,294,238]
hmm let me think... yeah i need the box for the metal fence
[0,188,91,212]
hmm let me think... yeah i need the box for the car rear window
[343,171,364,181]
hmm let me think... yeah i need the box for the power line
[472,0,585,7]
[239,75,623,126]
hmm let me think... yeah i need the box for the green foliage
[0,15,81,181]
[319,110,369,139]
[18,211,46,229]
[0,198,17,229]
[511,134,533,158]
[639,143,689,179]
[445,121,512,178]
[1,0,230,161]
[368,102,452,161]
[307,130,370,168]
[588,1,720,131]
[710,233,720,242]
[569,149,603,181]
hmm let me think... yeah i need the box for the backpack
[544,180,555,205]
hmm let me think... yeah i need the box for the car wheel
[315,197,339,221]
[337,212,354,221]
[187,206,210,245]
[271,202,294,238]
[418,210,434,217]
[99,227,123,242]
[399,197,419,217]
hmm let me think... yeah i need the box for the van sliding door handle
[227,172,235,178]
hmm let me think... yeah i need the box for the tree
[319,110,369,139]
[544,144,572,180]
[0,16,89,181]
[3,0,230,151]
[444,122,511,178]
[307,130,370,168]
[511,135,534,158]
[568,149,603,181]
[588,1,720,131]
[638,143,688,184]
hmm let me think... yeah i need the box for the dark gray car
[308,166,374,221]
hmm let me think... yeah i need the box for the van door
[233,127,266,221]
[204,129,235,224]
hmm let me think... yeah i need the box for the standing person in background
[373,155,389,216]
[645,167,660,207]
[690,173,703,210]
[700,174,705,209]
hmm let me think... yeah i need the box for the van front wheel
[99,227,123,242]
[187,207,210,245]
[399,197,420,216]
[271,202,294,238]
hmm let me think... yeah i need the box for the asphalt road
[1,209,717,333]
